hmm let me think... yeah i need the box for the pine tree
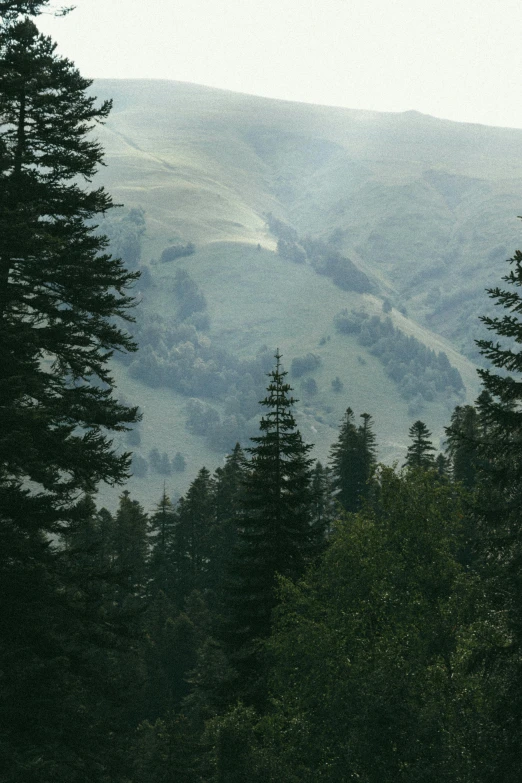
[0,14,139,531]
[176,467,216,604]
[148,487,178,601]
[114,490,149,598]
[404,420,436,469]
[310,460,336,540]
[0,8,139,778]
[445,404,482,488]
[207,443,248,605]
[224,353,318,701]
[468,249,522,779]
[329,408,377,512]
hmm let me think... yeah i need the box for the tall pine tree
[404,420,436,469]
[329,408,377,512]
[224,353,319,702]
[0,7,139,778]
[0,13,139,531]
[468,248,522,779]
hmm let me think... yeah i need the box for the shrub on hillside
[160,242,196,263]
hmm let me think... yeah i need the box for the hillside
[89,80,522,508]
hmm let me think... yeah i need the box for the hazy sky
[37,0,522,129]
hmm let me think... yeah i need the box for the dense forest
[3,2,522,781]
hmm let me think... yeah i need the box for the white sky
[37,0,522,129]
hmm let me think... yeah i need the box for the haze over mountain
[91,79,522,507]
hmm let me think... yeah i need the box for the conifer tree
[114,490,149,597]
[404,420,436,469]
[0,8,139,778]
[148,488,178,600]
[0,12,139,532]
[469,249,522,779]
[176,467,216,604]
[310,460,336,540]
[224,353,318,700]
[445,404,482,488]
[329,408,377,512]
[207,443,248,604]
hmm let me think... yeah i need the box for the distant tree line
[334,307,465,411]
[266,213,373,293]
[160,241,196,263]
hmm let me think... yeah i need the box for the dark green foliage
[445,404,482,487]
[0,1,51,18]
[405,420,436,469]
[310,460,336,540]
[290,352,321,377]
[329,408,377,513]
[224,354,319,701]
[261,468,488,783]
[0,511,135,781]
[160,241,196,263]
[114,490,149,596]
[0,16,139,519]
[148,490,178,601]
[0,10,140,778]
[467,249,522,779]
[207,443,248,604]
[435,451,450,478]
[176,467,216,605]
[133,714,200,783]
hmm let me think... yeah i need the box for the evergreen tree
[207,443,248,605]
[310,460,336,540]
[359,411,377,493]
[0,15,139,528]
[445,404,482,488]
[0,8,139,778]
[176,467,216,604]
[224,353,318,701]
[114,490,149,598]
[404,420,436,469]
[329,408,377,512]
[469,249,522,779]
[148,487,178,601]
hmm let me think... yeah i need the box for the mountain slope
[88,80,522,508]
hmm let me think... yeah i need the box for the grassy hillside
[89,80,521,509]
